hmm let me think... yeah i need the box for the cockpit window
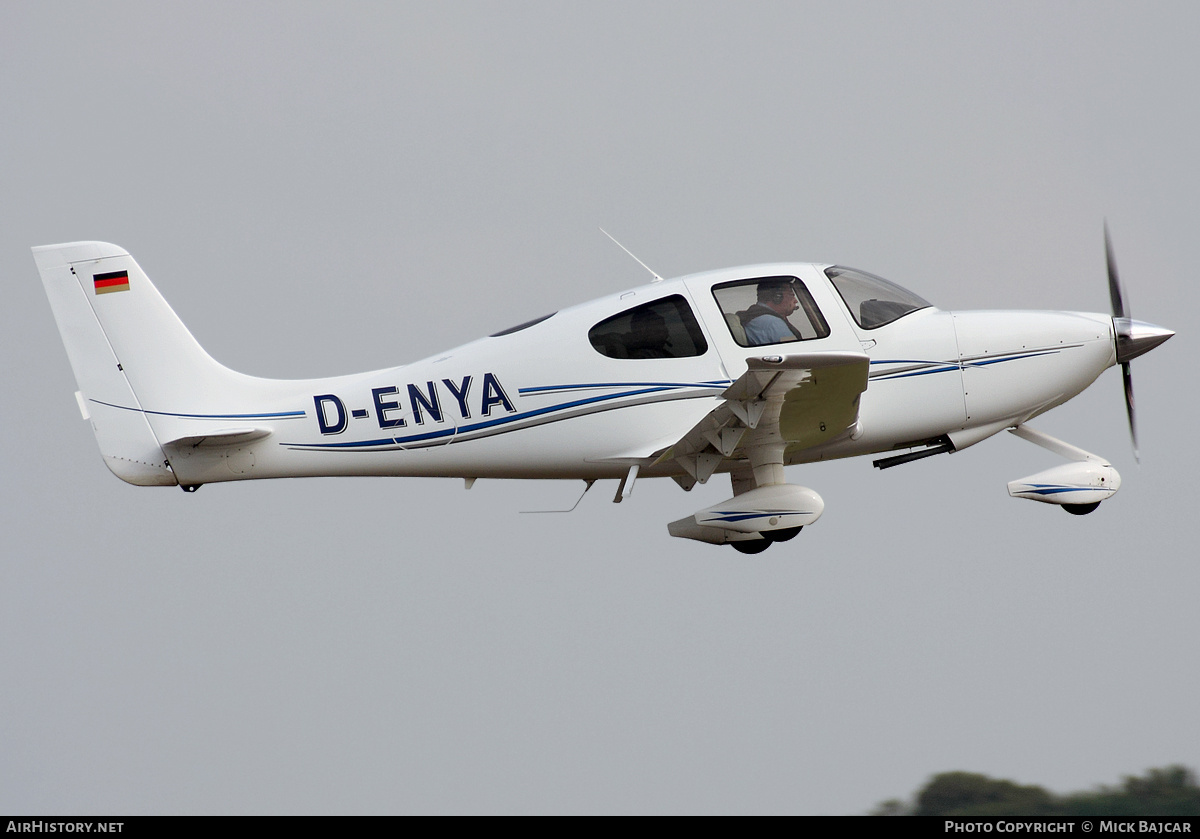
[825,266,930,329]
[588,295,708,359]
[711,277,830,347]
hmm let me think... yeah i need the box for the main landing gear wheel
[731,539,771,555]
[763,526,802,543]
[1063,502,1101,516]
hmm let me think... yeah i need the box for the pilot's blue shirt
[744,312,795,346]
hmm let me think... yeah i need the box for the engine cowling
[667,484,824,545]
[1007,461,1121,507]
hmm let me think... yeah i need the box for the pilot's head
[757,279,800,316]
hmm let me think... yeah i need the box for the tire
[763,526,802,543]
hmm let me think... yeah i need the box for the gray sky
[2,1,1196,815]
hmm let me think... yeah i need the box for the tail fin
[34,241,246,486]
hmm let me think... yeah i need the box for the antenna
[521,480,595,514]
[599,227,663,283]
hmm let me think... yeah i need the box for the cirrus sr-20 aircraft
[34,230,1173,553]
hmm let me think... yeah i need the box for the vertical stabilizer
[34,241,239,486]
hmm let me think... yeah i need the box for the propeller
[1104,222,1174,462]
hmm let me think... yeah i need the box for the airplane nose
[1114,318,1175,363]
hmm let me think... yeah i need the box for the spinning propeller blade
[1105,222,1127,321]
[1104,222,1173,462]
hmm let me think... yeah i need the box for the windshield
[826,266,931,329]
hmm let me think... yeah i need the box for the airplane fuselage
[144,263,1116,487]
[36,240,1170,550]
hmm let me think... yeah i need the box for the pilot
[740,280,804,346]
[626,308,671,358]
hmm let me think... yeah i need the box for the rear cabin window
[588,295,708,359]
[711,277,830,347]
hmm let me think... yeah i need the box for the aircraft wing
[659,352,870,484]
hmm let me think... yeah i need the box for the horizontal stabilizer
[162,428,273,449]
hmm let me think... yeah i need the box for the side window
[588,295,708,360]
[712,277,830,347]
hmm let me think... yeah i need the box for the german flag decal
[94,270,130,294]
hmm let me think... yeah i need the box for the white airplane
[34,232,1172,553]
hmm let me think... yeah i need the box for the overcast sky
[2,1,1196,815]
